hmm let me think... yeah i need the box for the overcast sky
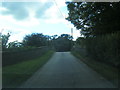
[0,0,80,42]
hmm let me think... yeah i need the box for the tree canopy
[8,41,23,48]
[66,2,120,37]
[53,34,73,51]
[1,32,74,52]
[23,33,49,47]
[1,33,10,49]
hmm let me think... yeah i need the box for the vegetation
[67,2,119,86]
[1,32,73,66]
[3,51,54,88]
[8,40,23,48]
[66,2,120,37]
[2,47,50,66]
[1,33,10,49]
[1,33,73,52]
[2,2,119,87]
[23,33,50,47]
[71,51,118,86]
[74,32,120,67]
[1,32,73,88]
[1,32,55,87]
[66,2,120,67]
[85,32,120,67]
[52,34,73,52]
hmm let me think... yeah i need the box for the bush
[85,32,120,67]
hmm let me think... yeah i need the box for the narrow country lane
[20,52,116,88]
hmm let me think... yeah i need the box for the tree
[8,41,23,48]
[23,33,48,47]
[53,34,73,51]
[1,33,10,49]
[51,35,58,40]
[66,2,120,37]
[67,2,120,67]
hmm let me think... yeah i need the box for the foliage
[23,33,49,47]
[8,41,23,48]
[1,33,10,49]
[66,2,120,37]
[76,37,86,48]
[52,34,73,51]
[71,51,118,86]
[1,32,74,52]
[67,2,120,67]
[2,46,50,66]
[72,32,120,67]
[2,32,74,66]
[85,32,120,67]
[3,51,54,88]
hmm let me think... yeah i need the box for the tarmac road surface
[20,52,116,88]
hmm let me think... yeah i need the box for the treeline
[1,33,52,66]
[1,33,52,50]
[66,2,120,67]
[1,33,73,66]
[1,33,73,51]
[75,32,120,67]
[52,34,73,52]
[22,33,73,52]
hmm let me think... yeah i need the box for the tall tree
[23,33,48,47]
[8,41,23,48]
[53,34,73,51]
[1,33,10,49]
[66,2,120,37]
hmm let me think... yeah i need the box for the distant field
[2,50,54,88]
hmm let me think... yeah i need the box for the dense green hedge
[72,32,120,67]
[85,32,120,67]
[2,46,50,66]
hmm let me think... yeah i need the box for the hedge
[85,32,120,67]
[2,46,50,66]
[72,32,120,67]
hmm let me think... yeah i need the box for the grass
[71,51,118,87]
[2,50,54,88]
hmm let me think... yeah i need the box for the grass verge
[2,50,54,88]
[71,51,118,87]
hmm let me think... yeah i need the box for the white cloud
[0,1,68,24]
[1,2,54,20]
[54,0,66,7]
[42,1,68,24]
[40,0,66,7]
[0,1,79,42]
[0,6,7,11]
[8,29,31,42]
[1,27,32,43]
[0,14,32,42]
[17,18,40,27]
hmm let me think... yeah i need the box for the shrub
[85,32,120,67]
